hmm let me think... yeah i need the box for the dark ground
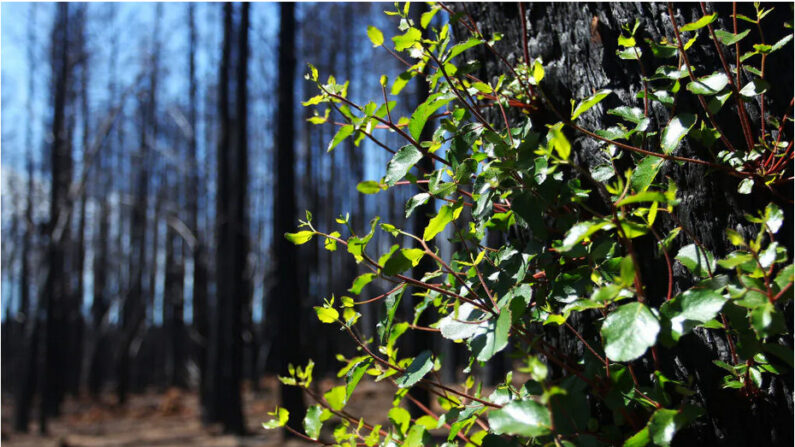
[1,376,396,447]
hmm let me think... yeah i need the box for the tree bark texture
[454,3,793,446]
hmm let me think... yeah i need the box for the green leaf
[402,248,425,267]
[324,385,347,411]
[384,145,423,187]
[680,13,717,32]
[643,406,703,447]
[616,191,668,207]
[392,27,422,51]
[396,350,434,388]
[391,71,414,95]
[471,308,512,362]
[262,407,290,429]
[738,78,770,97]
[675,243,715,278]
[488,399,552,438]
[420,7,438,29]
[472,81,493,94]
[751,301,786,338]
[547,122,571,160]
[714,28,751,45]
[285,231,314,245]
[315,306,339,324]
[765,203,784,234]
[571,89,613,120]
[560,220,614,252]
[357,180,384,194]
[303,405,323,440]
[346,359,371,401]
[328,124,354,152]
[381,249,414,276]
[409,93,453,140]
[737,178,753,194]
[608,106,645,124]
[601,302,660,362]
[404,425,431,447]
[618,35,636,47]
[661,289,728,342]
[630,156,665,192]
[661,113,697,154]
[405,192,431,218]
[423,204,454,241]
[389,407,411,435]
[617,46,642,60]
[447,37,482,61]
[438,303,487,340]
[367,25,384,47]
[686,72,729,95]
[349,273,375,295]
[771,34,793,52]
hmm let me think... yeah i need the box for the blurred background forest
[0,2,475,445]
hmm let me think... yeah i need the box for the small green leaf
[616,191,668,207]
[438,303,486,340]
[346,359,371,401]
[751,301,786,338]
[324,385,347,410]
[714,28,751,45]
[488,399,552,437]
[571,89,613,120]
[367,25,384,47]
[303,405,323,440]
[661,113,697,154]
[447,37,482,61]
[396,350,434,388]
[601,302,660,362]
[738,78,770,97]
[384,145,423,187]
[675,243,715,278]
[661,289,728,342]
[315,306,339,324]
[608,106,645,124]
[472,81,493,94]
[423,204,454,241]
[391,71,414,95]
[328,124,354,152]
[737,178,753,194]
[547,122,571,160]
[262,407,289,430]
[388,407,411,435]
[405,192,431,217]
[771,34,793,52]
[420,7,438,29]
[349,273,375,295]
[560,220,613,252]
[630,156,665,192]
[686,72,729,95]
[285,231,314,245]
[618,35,636,47]
[471,308,512,362]
[392,27,422,51]
[357,180,384,194]
[617,47,642,60]
[409,93,453,140]
[680,13,717,32]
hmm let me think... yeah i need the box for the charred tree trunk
[458,3,793,445]
[207,2,248,434]
[269,2,307,436]
[14,4,38,432]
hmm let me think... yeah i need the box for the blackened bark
[207,2,248,434]
[270,2,307,436]
[456,3,793,446]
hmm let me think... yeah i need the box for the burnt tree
[457,3,793,446]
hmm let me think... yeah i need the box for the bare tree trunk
[269,2,307,436]
[41,2,73,427]
[207,2,248,434]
